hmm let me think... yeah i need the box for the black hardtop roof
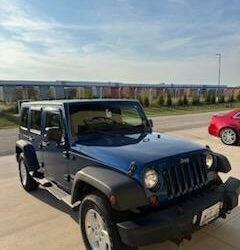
[22,99,138,106]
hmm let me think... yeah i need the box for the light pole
[216,53,221,100]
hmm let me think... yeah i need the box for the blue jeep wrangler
[16,99,240,250]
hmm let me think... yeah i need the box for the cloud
[0,0,239,85]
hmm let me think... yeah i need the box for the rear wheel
[80,193,136,250]
[18,153,39,191]
[220,128,238,145]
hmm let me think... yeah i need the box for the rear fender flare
[16,140,39,171]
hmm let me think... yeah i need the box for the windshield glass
[69,102,150,138]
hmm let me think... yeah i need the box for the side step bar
[33,177,80,209]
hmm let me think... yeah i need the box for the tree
[84,88,93,99]
[218,95,225,103]
[28,87,39,100]
[16,88,23,100]
[192,95,200,105]
[210,95,216,104]
[157,95,165,106]
[228,95,235,103]
[177,97,183,106]
[166,94,172,106]
[183,95,188,105]
[143,96,150,107]
[236,92,240,101]
[204,93,211,104]
[138,95,143,105]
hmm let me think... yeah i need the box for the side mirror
[148,119,153,128]
[46,127,62,142]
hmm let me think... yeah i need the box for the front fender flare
[213,152,231,173]
[71,166,148,211]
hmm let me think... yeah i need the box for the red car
[208,109,240,145]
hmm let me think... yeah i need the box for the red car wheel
[220,128,238,145]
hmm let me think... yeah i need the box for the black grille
[163,157,208,199]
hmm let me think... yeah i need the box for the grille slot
[164,157,208,199]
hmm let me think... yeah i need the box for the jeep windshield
[69,102,150,138]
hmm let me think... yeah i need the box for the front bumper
[117,177,240,247]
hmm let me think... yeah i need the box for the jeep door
[42,107,70,190]
[28,107,43,163]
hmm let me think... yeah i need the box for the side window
[30,110,42,132]
[20,107,29,128]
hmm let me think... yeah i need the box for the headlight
[206,153,214,169]
[144,169,159,189]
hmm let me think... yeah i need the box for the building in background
[0,80,236,103]
[224,86,240,98]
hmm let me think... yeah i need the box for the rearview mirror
[46,127,62,142]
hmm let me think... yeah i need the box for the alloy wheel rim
[20,160,27,186]
[222,129,236,144]
[85,209,111,250]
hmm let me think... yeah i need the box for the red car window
[233,112,240,119]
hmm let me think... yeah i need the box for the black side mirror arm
[148,119,153,128]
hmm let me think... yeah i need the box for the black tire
[18,153,39,191]
[79,193,137,250]
[220,128,238,145]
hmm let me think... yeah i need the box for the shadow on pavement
[29,187,79,224]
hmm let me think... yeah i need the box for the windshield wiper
[78,127,114,136]
[77,123,148,137]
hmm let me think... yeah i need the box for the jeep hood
[71,132,205,176]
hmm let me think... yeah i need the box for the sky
[0,0,240,85]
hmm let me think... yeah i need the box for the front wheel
[220,128,238,145]
[79,193,136,250]
[18,153,39,191]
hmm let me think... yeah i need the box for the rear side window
[20,107,29,128]
[235,113,240,118]
[30,110,42,132]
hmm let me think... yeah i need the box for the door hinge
[64,174,71,182]
[63,150,70,159]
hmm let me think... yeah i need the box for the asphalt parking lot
[1,119,240,250]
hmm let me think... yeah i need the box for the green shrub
[143,96,150,107]
[228,95,235,103]
[157,95,165,106]
[210,95,216,104]
[84,88,93,99]
[192,95,200,105]
[218,95,225,103]
[166,94,172,106]
[138,96,143,105]
[236,93,240,101]
[204,93,211,103]
[0,104,18,114]
[183,95,188,105]
[177,97,183,106]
